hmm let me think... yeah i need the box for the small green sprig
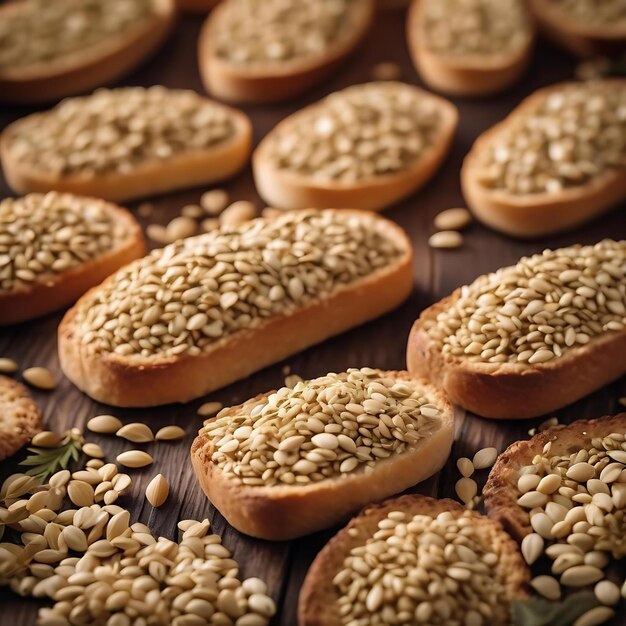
[19,430,82,482]
[512,592,599,626]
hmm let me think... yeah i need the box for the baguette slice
[407,0,535,97]
[0,193,145,326]
[198,0,374,103]
[191,371,454,540]
[407,241,626,419]
[0,0,175,105]
[59,210,413,407]
[299,494,529,626]
[484,413,626,541]
[253,82,458,212]
[461,80,626,238]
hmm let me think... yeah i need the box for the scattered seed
[472,447,498,470]
[181,204,205,219]
[155,425,186,441]
[219,201,256,227]
[371,62,401,81]
[198,402,223,417]
[201,189,229,215]
[573,607,615,626]
[31,431,63,448]
[428,231,463,249]
[0,358,18,374]
[530,575,561,600]
[455,477,478,505]
[67,481,95,507]
[456,457,474,478]
[433,208,472,232]
[521,533,543,566]
[116,423,154,443]
[87,415,123,434]
[594,580,621,606]
[22,367,56,390]
[145,474,169,507]
[146,223,169,244]
[166,216,197,241]
[116,450,153,468]
[137,202,154,218]
[82,443,104,459]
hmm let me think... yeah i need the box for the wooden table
[1,9,625,625]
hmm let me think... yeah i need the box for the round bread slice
[198,0,374,103]
[191,371,454,540]
[299,494,529,626]
[461,80,626,238]
[407,0,535,97]
[0,0,175,105]
[0,193,145,326]
[484,413,626,542]
[0,376,43,461]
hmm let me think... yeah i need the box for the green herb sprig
[19,430,82,482]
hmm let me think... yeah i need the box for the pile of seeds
[0,193,129,293]
[266,82,443,182]
[421,0,531,56]
[546,0,626,26]
[73,210,404,358]
[474,82,626,195]
[200,368,443,487]
[425,240,626,365]
[5,87,236,178]
[455,447,499,507]
[213,0,356,64]
[333,509,510,625]
[0,0,157,72]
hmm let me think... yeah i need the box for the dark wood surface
[1,8,625,625]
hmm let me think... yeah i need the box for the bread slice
[0,376,43,461]
[198,0,374,103]
[0,193,145,326]
[58,210,413,407]
[191,371,454,540]
[0,0,174,105]
[253,83,458,212]
[299,494,529,626]
[461,80,626,238]
[484,413,626,541]
[406,0,535,97]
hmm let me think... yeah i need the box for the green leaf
[19,434,82,482]
[513,592,600,626]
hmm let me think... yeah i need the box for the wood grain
[1,9,625,625]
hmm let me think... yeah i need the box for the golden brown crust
[198,0,374,103]
[58,211,413,407]
[191,372,454,540]
[298,494,530,626]
[407,290,626,419]
[0,376,43,462]
[252,85,458,212]
[406,0,535,97]
[0,104,252,203]
[461,80,626,238]
[0,198,146,326]
[484,413,626,541]
[0,0,175,104]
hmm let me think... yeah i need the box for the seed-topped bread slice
[59,210,413,407]
[0,192,145,326]
[1,87,252,203]
[407,240,626,419]
[461,80,626,237]
[299,494,529,626]
[0,0,174,104]
[191,369,454,540]
[253,82,458,212]
[198,0,374,103]
[407,0,535,96]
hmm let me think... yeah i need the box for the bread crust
[191,372,454,540]
[0,198,146,326]
[298,494,530,626]
[461,80,626,238]
[58,211,413,407]
[0,104,252,203]
[484,413,626,541]
[252,85,458,212]
[198,0,374,103]
[406,0,535,97]
[0,0,175,105]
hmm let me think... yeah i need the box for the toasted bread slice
[0,193,145,326]
[198,0,374,103]
[484,413,626,541]
[461,80,626,238]
[407,241,626,419]
[299,494,529,626]
[0,0,174,105]
[1,88,252,203]
[253,82,458,212]
[191,371,454,540]
[58,210,413,407]
[406,0,535,97]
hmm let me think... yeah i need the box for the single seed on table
[521,533,543,565]
[22,367,56,390]
[82,443,104,459]
[137,202,154,218]
[456,457,474,477]
[455,477,477,505]
[573,607,616,626]
[201,189,229,215]
[31,431,62,448]
[371,61,401,81]
[145,474,169,507]
[198,401,223,417]
[155,425,186,441]
[530,575,561,600]
[594,580,621,606]
[433,208,472,231]
[472,447,498,470]
[0,357,18,374]
[67,481,95,507]
[219,200,256,226]
[116,450,153,468]
[87,414,123,434]
[146,223,169,244]
[428,230,463,249]
[166,216,197,241]
[116,423,154,443]
[181,204,205,219]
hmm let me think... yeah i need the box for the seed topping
[546,0,626,27]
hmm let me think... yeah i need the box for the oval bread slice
[253,82,458,212]
[191,371,454,540]
[299,494,529,626]
[0,0,175,105]
[407,0,535,97]
[461,80,626,238]
[0,192,145,326]
[198,0,374,103]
